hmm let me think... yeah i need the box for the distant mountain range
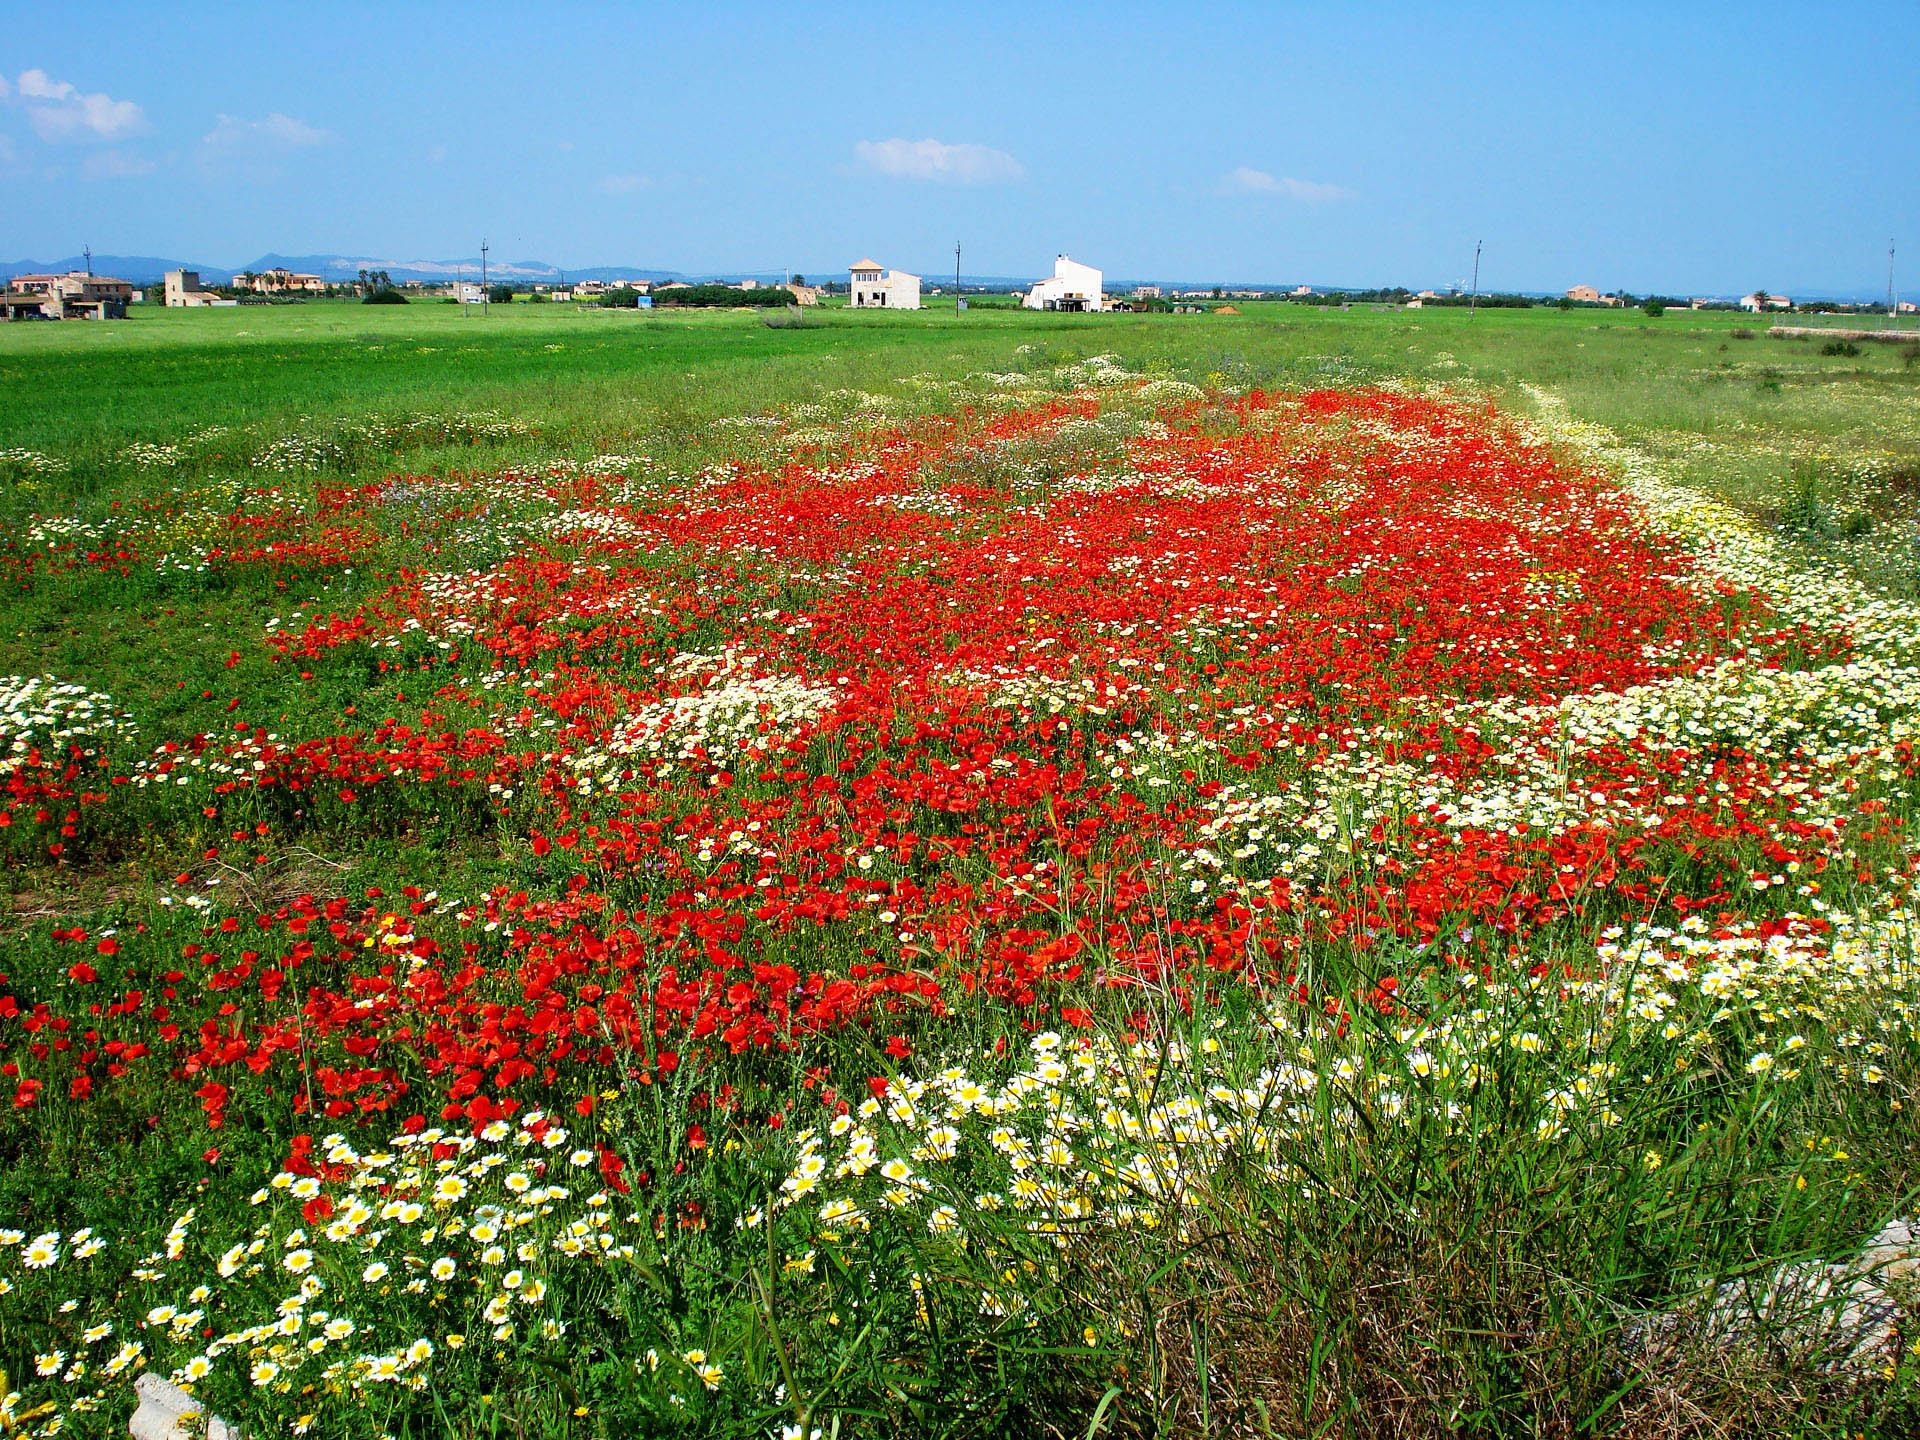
[0,255,235,284]
[0,254,1895,303]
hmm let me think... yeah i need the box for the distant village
[3,254,1913,322]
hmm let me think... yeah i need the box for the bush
[363,289,408,305]
[1821,339,1862,357]
[1642,299,1665,317]
[655,284,795,309]
[761,306,821,329]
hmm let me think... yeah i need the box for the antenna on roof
[84,245,92,277]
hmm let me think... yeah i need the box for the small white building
[163,270,235,307]
[1022,255,1105,312]
[1132,284,1162,299]
[453,281,485,304]
[848,258,920,309]
[1740,291,1792,312]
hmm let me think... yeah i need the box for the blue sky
[5,0,1916,294]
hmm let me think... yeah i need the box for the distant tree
[1642,299,1665,317]
[356,269,404,303]
[790,274,806,286]
[651,283,794,309]
[361,269,405,304]
[1212,286,1223,299]
[488,284,514,304]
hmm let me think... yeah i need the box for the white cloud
[854,137,1024,185]
[596,173,650,196]
[202,112,332,152]
[1222,166,1355,203]
[13,68,147,142]
[81,148,155,179]
[199,112,332,177]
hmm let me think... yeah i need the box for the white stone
[130,1372,240,1440]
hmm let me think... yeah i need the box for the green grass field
[3,300,1920,1438]
[8,297,1915,517]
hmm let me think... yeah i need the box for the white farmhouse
[163,269,234,307]
[1022,255,1105,312]
[848,259,921,310]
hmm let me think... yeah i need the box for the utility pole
[480,238,489,316]
[954,242,962,316]
[83,244,92,276]
[1890,238,1898,320]
[1468,240,1482,319]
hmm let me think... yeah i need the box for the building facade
[164,270,236,307]
[231,268,326,294]
[4,271,133,319]
[848,259,921,309]
[1022,255,1105,312]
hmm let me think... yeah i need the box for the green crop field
[3,300,1920,1439]
[7,298,1915,518]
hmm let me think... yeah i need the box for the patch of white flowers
[0,676,138,776]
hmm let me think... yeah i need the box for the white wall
[850,267,920,309]
[885,271,921,309]
[1022,256,1103,311]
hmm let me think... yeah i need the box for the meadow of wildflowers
[1,340,1919,1437]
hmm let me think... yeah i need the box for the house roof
[849,258,883,271]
